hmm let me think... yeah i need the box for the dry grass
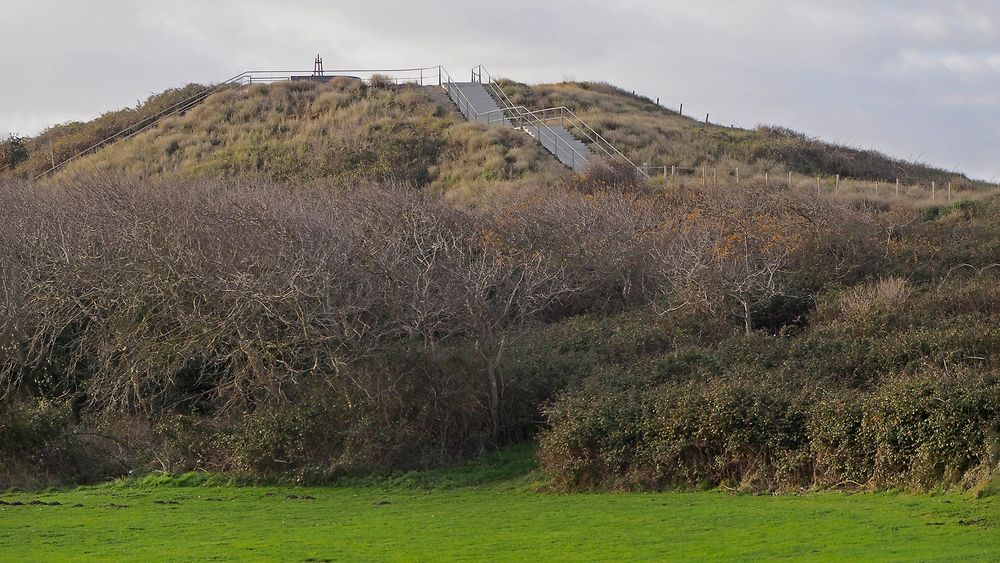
[52,80,566,194]
[839,277,914,321]
[8,84,207,180]
[499,80,984,188]
[9,75,993,208]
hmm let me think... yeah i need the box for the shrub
[836,277,913,326]
[540,369,1000,492]
[368,74,394,89]
[539,376,811,491]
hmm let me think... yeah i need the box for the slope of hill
[4,84,206,179]
[10,79,566,196]
[2,75,983,192]
[500,80,979,185]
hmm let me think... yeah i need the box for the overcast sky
[3,1,998,180]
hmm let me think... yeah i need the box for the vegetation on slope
[501,80,980,185]
[2,168,1000,493]
[2,84,207,179]
[7,79,564,196]
[4,76,981,193]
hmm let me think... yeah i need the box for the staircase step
[446,82,510,127]
[444,78,591,172]
[520,124,591,172]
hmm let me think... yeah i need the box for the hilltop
[1,75,984,194]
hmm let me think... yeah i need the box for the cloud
[894,49,1000,76]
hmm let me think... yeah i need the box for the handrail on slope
[32,66,446,181]
[472,65,649,178]
[32,71,253,180]
[443,68,589,170]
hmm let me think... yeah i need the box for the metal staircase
[521,124,590,172]
[445,82,510,127]
[443,74,590,172]
[443,66,646,177]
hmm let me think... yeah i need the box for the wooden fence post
[932,181,936,202]
[896,178,900,197]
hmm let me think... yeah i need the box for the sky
[2,1,998,180]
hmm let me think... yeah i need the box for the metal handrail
[475,66,520,114]
[32,70,255,180]
[444,69,589,169]
[473,65,648,178]
[439,67,482,125]
[475,104,612,170]
[518,107,630,166]
[473,107,589,170]
[239,66,444,86]
[476,105,590,169]
[469,68,589,169]
[476,66,594,170]
[32,66,448,181]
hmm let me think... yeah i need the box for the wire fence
[642,164,981,204]
[237,67,445,87]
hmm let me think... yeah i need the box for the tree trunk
[486,359,501,443]
[742,299,753,336]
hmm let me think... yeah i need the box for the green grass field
[2,448,998,561]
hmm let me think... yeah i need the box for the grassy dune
[501,80,981,187]
[6,76,985,197]
[40,80,565,196]
[1,448,997,561]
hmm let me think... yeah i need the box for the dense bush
[0,397,127,488]
[540,366,1000,492]
[0,176,707,480]
[2,169,999,491]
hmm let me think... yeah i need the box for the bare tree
[653,184,816,335]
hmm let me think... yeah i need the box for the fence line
[640,164,977,202]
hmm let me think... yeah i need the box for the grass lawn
[1,448,997,561]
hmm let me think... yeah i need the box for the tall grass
[45,80,565,194]
[499,80,983,187]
